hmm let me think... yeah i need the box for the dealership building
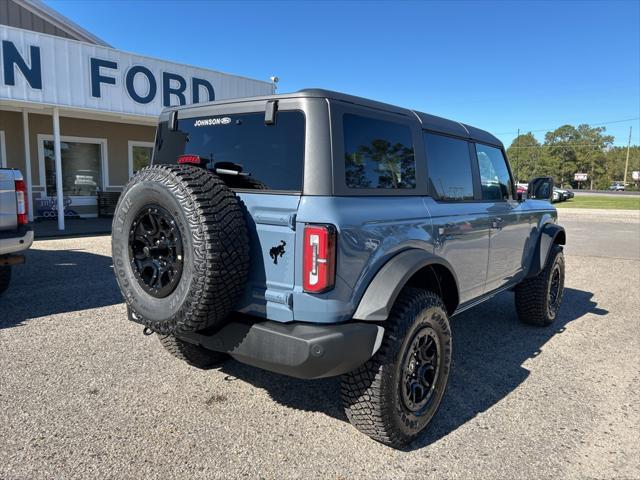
[0,0,273,229]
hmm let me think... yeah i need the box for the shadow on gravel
[218,287,606,450]
[0,248,122,329]
[409,287,606,451]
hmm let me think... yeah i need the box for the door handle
[438,223,455,236]
[491,217,504,230]
[435,223,455,248]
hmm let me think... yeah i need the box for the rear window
[343,114,416,189]
[154,111,305,191]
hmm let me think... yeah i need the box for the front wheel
[341,288,452,448]
[515,244,565,326]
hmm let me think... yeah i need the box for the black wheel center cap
[128,205,184,298]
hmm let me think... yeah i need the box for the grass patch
[555,195,640,210]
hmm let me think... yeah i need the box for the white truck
[0,168,32,295]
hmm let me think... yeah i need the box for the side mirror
[527,176,554,201]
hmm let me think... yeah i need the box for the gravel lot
[1,211,639,480]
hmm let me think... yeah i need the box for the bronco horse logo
[269,240,287,265]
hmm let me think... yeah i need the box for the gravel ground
[1,212,639,480]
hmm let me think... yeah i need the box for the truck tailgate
[0,169,17,231]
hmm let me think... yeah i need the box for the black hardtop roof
[170,88,503,147]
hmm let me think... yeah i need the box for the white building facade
[0,0,273,229]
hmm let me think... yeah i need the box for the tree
[544,124,613,188]
[507,132,542,181]
[347,140,415,189]
[605,146,640,189]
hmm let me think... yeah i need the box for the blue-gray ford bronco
[112,89,566,447]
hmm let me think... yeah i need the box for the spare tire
[111,164,250,335]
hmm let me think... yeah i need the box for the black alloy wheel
[547,263,562,319]
[400,326,441,415]
[128,205,183,298]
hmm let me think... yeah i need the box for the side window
[343,114,416,189]
[475,143,513,200]
[424,132,474,201]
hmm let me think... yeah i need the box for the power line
[495,117,640,135]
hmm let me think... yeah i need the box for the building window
[343,114,416,189]
[128,141,154,177]
[43,139,104,197]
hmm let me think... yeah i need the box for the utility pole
[515,128,519,182]
[623,126,632,186]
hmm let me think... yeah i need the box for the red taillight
[177,154,203,165]
[15,179,28,225]
[303,225,336,293]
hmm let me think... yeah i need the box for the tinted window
[343,114,416,189]
[424,133,474,200]
[154,111,304,191]
[475,143,513,200]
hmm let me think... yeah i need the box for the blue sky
[47,0,639,147]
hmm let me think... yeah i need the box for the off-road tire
[159,335,227,369]
[341,288,452,448]
[111,164,250,335]
[0,266,11,296]
[515,244,565,326]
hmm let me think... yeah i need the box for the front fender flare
[352,249,459,321]
[526,223,566,278]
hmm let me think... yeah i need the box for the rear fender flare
[352,249,459,321]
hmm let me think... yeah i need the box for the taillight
[15,179,28,225]
[303,225,336,293]
[177,154,203,165]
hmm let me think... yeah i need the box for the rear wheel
[341,288,452,448]
[0,266,11,296]
[515,244,565,326]
[159,335,227,369]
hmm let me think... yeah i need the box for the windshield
[153,111,305,192]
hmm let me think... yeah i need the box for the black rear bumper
[177,320,383,379]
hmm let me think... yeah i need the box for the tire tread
[113,165,250,335]
[341,288,450,447]
[515,244,564,326]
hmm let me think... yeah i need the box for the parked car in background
[552,188,563,202]
[516,183,528,197]
[608,182,625,191]
[556,188,573,201]
[0,168,33,296]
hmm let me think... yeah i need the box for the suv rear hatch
[152,108,305,321]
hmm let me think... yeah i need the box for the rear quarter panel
[292,196,434,323]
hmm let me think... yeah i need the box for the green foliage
[346,140,415,189]
[506,124,638,190]
[507,132,541,182]
[555,195,640,210]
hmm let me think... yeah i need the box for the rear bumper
[0,225,34,256]
[177,320,384,379]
